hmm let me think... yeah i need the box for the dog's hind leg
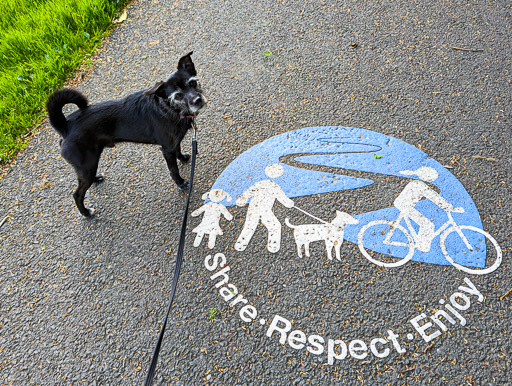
[63,144,101,217]
[296,242,303,258]
[73,176,95,217]
[304,243,311,257]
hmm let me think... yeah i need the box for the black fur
[46,52,205,217]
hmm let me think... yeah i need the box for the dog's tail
[284,218,296,228]
[46,88,88,137]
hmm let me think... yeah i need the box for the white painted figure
[285,210,359,260]
[394,167,457,252]
[235,164,294,253]
[192,189,233,249]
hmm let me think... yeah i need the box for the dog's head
[332,210,359,226]
[144,52,206,117]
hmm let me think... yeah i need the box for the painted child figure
[192,189,233,249]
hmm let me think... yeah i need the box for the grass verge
[0,0,130,163]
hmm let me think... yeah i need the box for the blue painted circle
[209,126,486,268]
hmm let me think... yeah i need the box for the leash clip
[191,120,198,141]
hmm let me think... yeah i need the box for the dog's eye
[188,80,197,88]
[174,92,184,100]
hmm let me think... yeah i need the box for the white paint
[444,303,467,326]
[327,339,348,364]
[386,330,406,354]
[196,127,503,370]
[288,330,307,350]
[285,210,358,260]
[410,314,442,343]
[264,314,406,364]
[204,255,491,366]
[266,314,291,344]
[441,225,502,275]
[204,253,227,271]
[450,292,471,311]
[348,340,368,360]
[219,284,238,301]
[239,305,258,323]
[204,253,255,322]
[192,189,233,249]
[358,220,415,267]
[458,278,484,301]
[408,277,483,345]
[369,337,390,358]
[394,167,452,253]
[235,164,294,253]
[430,309,456,331]
[307,335,325,355]
[210,266,231,288]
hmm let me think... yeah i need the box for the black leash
[144,122,198,385]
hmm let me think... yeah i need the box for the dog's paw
[179,154,191,164]
[81,207,96,217]
[179,180,190,192]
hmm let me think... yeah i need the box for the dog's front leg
[176,144,190,163]
[161,147,188,191]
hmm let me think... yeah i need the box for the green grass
[208,307,218,320]
[0,0,130,162]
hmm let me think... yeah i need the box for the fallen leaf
[113,10,128,24]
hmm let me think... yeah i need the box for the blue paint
[210,126,486,268]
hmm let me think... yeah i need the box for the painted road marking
[204,251,487,365]
[197,126,501,271]
[194,126,503,366]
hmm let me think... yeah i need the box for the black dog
[47,52,205,217]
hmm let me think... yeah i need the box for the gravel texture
[0,0,511,384]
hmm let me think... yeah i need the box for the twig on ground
[0,216,9,229]
[472,155,497,162]
[424,342,435,353]
[450,46,483,53]
[500,288,512,301]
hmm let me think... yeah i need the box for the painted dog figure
[46,52,205,216]
[285,210,359,260]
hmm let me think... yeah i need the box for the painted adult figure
[235,164,294,253]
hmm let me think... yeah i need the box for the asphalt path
[1,0,511,384]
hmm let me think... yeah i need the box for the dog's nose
[192,96,203,106]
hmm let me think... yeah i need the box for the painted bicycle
[357,167,502,275]
[357,207,502,274]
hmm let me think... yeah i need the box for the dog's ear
[143,81,165,97]
[177,51,196,75]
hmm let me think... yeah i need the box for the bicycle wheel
[358,220,415,268]
[441,225,502,275]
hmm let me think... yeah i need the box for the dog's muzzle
[188,95,206,114]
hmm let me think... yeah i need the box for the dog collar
[180,115,195,119]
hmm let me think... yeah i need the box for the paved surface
[1,0,511,384]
